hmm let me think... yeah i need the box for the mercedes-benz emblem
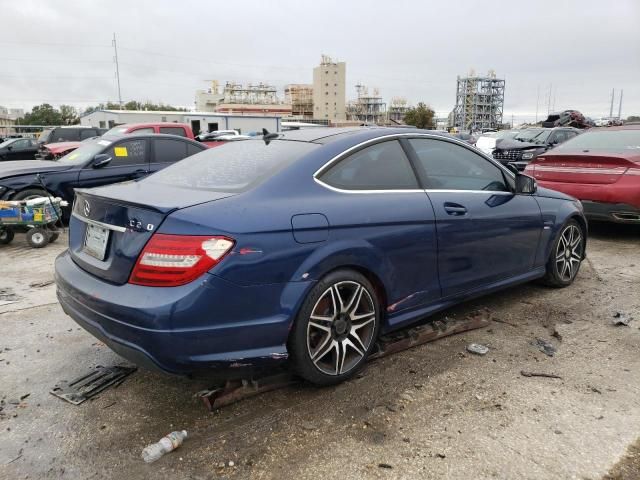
[83,200,91,217]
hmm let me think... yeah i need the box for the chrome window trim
[72,212,127,233]
[313,132,516,195]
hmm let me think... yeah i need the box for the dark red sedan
[524,125,640,223]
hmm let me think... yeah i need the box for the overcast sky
[1,0,638,122]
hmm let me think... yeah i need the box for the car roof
[99,133,201,143]
[275,126,452,144]
[112,122,190,130]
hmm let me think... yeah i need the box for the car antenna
[262,128,279,145]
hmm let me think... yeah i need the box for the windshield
[515,129,545,142]
[494,130,519,140]
[56,138,112,165]
[146,139,317,193]
[0,138,19,148]
[37,129,52,143]
[554,129,640,152]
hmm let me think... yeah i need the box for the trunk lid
[528,152,639,185]
[69,182,236,284]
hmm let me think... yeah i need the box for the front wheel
[541,220,585,287]
[26,227,49,248]
[0,228,14,245]
[288,270,380,386]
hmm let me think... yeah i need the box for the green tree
[59,105,79,125]
[403,102,435,129]
[626,115,640,123]
[82,100,187,115]
[18,103,63,125]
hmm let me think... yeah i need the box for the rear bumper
[55,250,312,375]
[581,201,640,223]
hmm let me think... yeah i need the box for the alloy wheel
[306,281,377,376]
[555,224,583,282]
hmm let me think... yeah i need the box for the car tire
[541,219,585,288]
[26,227,49,248]
[48,231,60,243]
[288,269,381,386]
[12,188,50,202]
[0,229,14,245]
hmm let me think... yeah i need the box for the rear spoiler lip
[74,189,176,215]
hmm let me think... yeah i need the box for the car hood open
[495,139,543,151]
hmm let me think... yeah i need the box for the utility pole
[535,85,540,123]
[618,89,623,119]
[547,84,552,115]
[112,33,122,109]
[609,88,615,118]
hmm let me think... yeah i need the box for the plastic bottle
[141,430,188,463]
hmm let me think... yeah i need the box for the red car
[524,125,640,223]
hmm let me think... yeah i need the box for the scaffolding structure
[346,84,387,124]
[453,70,505,131]
[284,84,314,118]
[222,82,280,104]
[388,97,409,123]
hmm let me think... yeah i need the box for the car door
[149,138,204,174]
[405,137,543,298]
[7,139,35,160]
[77,138,150,190]
[316,139,441,322]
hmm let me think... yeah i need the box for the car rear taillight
[129,234,234,287]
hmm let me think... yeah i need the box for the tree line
[15,101,187,126]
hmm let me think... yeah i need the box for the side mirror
[92,153,112,168]
[515,173,537,194]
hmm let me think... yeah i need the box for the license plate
[84,224,110,260]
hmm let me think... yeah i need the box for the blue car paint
[55,128,587,375]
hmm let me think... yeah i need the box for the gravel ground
[0,222,639,480]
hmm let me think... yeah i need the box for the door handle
[444,202,467,216]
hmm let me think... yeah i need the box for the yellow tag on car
[114,147,128,157]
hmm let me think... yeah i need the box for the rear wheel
[26,227,49,248]
[0,229,14,245]
[288,270,380,386]
[541,219,584,287]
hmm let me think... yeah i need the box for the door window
[408,138,509,192]
[159,127,187,137]
[12,139,30,150]
[105,139,147,166]
[319,140,419,190]
[153,139,189,164]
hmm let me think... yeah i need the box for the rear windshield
[554,129,640,152]
[145,139,317,192]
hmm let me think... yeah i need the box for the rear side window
[409,138,509,192]
[187,144,205,156]
[147,139,317,192]
[153,139,188,164]
[319,140,419,190]
[159,126,187,137]
[105,139,147,166]
[130,127,154,135]
[80,129,97,140]
[52,129,79,142]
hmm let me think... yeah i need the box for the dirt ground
[1,222,639,480]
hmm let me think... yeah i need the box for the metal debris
[533,338,556,357]
[613,312,633,326]
[521,371,562,379]
[466,343,489,355]
[50,365,137,405]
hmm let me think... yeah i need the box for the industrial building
[195,81,291,116]
[313,55,346,122]
[284,84,314,119]
[346,84,387,124]
[79,110,281,136]
[388,97,409,124]
[452,71,505,131]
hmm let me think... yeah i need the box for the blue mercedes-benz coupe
[54,127,587,385]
